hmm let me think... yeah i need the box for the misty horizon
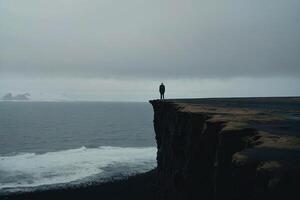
[1,0,299,101]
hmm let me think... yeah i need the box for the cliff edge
[150,98,300,200]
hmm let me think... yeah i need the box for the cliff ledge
[150,98,300,200]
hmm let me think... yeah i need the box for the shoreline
[1,170,158,200]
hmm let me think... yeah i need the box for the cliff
[150,98,300,200]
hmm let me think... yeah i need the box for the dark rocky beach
[1,170,158,200]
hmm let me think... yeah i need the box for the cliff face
[150,99,300,200]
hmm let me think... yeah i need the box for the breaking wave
[0,146,156,192]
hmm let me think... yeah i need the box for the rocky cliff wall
[150,99,300,200]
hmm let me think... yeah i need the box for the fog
[1,0,299,101]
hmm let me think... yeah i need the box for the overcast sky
[1,0,299,101]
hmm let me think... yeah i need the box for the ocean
[0,102,156,195]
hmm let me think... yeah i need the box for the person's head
[161,83,164,85]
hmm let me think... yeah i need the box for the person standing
[159,83,165,100]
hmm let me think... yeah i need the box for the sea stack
[2,93,30,101]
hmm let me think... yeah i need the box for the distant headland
[2,93,30,101]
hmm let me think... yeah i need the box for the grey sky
[0,0,299,101]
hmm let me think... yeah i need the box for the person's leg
[160,94,162,100]
[163,93,164,99]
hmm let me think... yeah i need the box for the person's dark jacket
[159,84,165,94]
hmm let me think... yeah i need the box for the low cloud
[1,0,299,80]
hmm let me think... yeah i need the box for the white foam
[0,146,156,190]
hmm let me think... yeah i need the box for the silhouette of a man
[159,83,165,100]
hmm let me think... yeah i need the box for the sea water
[0,102,156,194]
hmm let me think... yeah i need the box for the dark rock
[2,93,30,101]
[2,93,13,100]
[150,98,300,200]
